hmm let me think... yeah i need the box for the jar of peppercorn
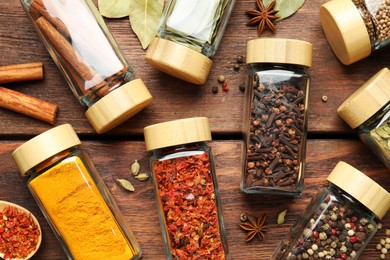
[272,161,390,260]
[338,68,390,170]
[143,117,229,259]
[320,0,390,65]
[241,38,312,196]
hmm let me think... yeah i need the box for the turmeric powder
[29,156,138,260]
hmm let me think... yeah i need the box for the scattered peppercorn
[234,63,240,71]
[321,95,328,102]
[239,83,246,92]
[222,85,229,92]
[240,213,248,222]
[217,75,226,83]
[236,55,245,64]
[212,86,219,94]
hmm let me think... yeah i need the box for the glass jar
[143,117,229,259]
[320,0,390,65]
[145,0,237,85]
[272,161,390,260]
[338,68,390,170]
[241,38,312,196]
[12,124,141,260]
[20,0,153,133]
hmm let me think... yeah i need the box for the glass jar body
[26,146,141,260]
[149,142,229,259]
[354,0,390,51]
[272,185,378,260]
[357,102,390,170]
[157,0,237,57]
[20,0,135,107]
[241,63,310,196]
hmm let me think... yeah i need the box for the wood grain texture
[0,0,388,135]
[1,140,390,259]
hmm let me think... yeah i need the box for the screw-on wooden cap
[12,124,81,176]
[85,78,153,134]
[320,0,371,65]
[145,38,213,85]
[337,68,390,129]
[144,117,211,151]
[246,38,312,67]
[327,161,390,219]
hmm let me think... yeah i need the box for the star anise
[246,0,279,36]
[239,213,267,242]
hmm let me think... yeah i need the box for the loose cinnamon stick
[0,86,58,124]
[0,62,43,84]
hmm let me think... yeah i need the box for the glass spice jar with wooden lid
[241,38,312,196]
[320,0,390,65]
[12,124,142,260]
[338,68,390,170]
[272,161,390,260]
[20,0,153,133]
[145,0,237,85]
[144,117,229,259]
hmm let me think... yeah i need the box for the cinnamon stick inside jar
[0,86,58,124]
[20,0,152,133]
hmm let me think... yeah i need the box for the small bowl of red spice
[0,201,42,260]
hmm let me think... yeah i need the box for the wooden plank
[0,1,388,135]
[1,139,389,259]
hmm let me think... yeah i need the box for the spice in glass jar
[144,117,229,259]
[241,38,312,196]
[145,0,237,85]
[272,161,390,260]
[337,68,390,170]
[320,0,390,65]
[20,0,153,133]
[12,124,141,259]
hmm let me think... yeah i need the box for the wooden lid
[327,161,390,219]
[145,37,213,85]
[144,117,211,151]
[246,38,312,67]
[85,78,152,134]
[12,124,81,176]
[320,0,371,65]
[337,68,390,129]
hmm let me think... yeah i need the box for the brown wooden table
[0,0,389,259]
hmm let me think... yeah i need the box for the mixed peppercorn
[153,152,225,259]
[0,205,40,259]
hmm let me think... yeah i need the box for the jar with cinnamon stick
[20,0,153,133]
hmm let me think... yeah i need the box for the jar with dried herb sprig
[320,0,390,65]
[338,68,390,170]
[272,161,390,260]
[145,0,237,85]
[241,38,312,196]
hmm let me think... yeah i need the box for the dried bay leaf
[98,0,131,18]
[263,0,305,21]
[117,179,135,192]
[129,0,164,49]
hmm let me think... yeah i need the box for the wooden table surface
[0,0,389,259]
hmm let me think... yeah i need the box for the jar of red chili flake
[272,161,390,260]
[144,117,229,260]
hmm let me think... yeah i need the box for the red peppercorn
[222,85,229,92]
[350,236,357,243]
[312,230,319,238]
[341,253,347,259]
[351,216,358,222]
[332,228,337,236]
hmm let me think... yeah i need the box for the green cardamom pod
[117,179,135,192]
[131,160,140,176]
[277,210,287,225]
[135,173,149,181]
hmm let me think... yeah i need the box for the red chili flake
[0,206,40,259]
[153,152,225,260]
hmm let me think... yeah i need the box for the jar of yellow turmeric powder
[11,124,141,260]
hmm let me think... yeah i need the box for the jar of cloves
[144,117,229,259]
[20,0,153,133]
[338,68,390,170]
[12,124,141,259]
[145,0,237,85]
[241,38,312,196]
[320,0,390,65]
[272,161,390,260]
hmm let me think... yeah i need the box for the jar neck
[357,101,390,132]
[152,142,208,158]
[328,183,378,220]
[249,63,308,74]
